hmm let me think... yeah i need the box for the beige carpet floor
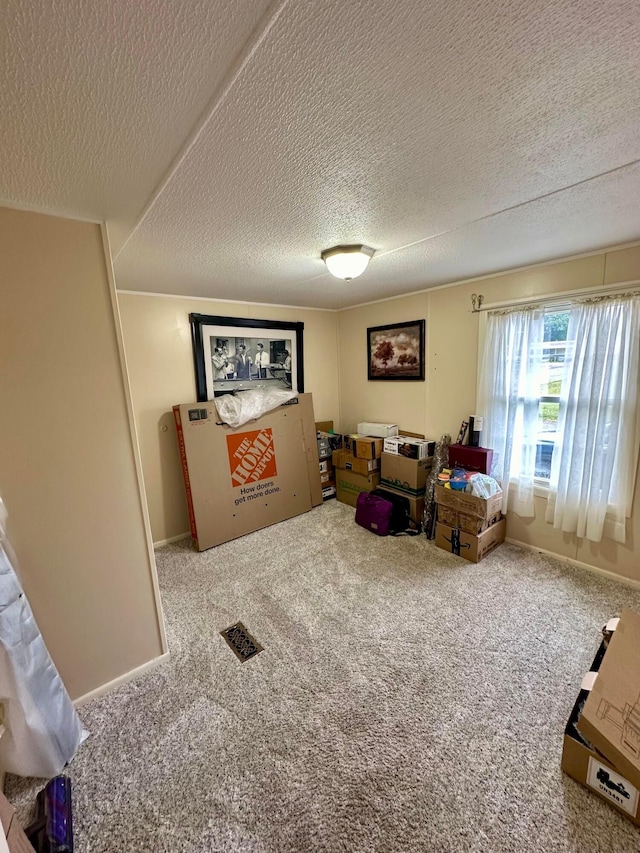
[7,500,640,851]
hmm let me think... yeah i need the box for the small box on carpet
[434,518,506,563]
[356,421,399,438]
[434,483,502,520]
[343,435,384,460]
[562,609,640,826]
[380,452,431,496]
[335,468,380,507]
[332,449,380,476]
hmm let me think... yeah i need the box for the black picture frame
[367,319,425,381]
[190,313,305,401]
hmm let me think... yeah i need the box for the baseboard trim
[153,532,191,548]
[505,537,640,590]
[72,652,170,708]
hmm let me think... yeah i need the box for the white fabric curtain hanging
[545,295,640,543]
[478,308,545,516]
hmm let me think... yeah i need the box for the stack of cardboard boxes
[316,421,340,501]
[334,427,437,528]
[434,484,506,562]
[333,435,382,506]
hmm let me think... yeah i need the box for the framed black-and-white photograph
[190,314,305,401]
[367,319,425,381]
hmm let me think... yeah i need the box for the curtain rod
[470,278,640,313]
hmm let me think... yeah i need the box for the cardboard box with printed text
[562,612,640,826]
[577,608,640,793]
[380,452,431,496]
[434,519,506,563]
[174,394,322,550]
[343,435,384,460]
[335,469,380,507]
[332,449,380,476]
[434,483,503,520]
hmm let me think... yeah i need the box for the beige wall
[337,245,640,583]
[0,208,165,700]
[117,294,340,543]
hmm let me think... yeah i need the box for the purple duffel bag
[355,491,393,536]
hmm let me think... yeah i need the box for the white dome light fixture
[321,244,375,281]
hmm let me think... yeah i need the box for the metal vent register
[221,622,263,662]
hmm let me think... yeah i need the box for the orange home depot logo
[227,428,278,486]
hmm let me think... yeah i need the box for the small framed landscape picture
[367,319,425,381]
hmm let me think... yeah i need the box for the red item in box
[448,444,493,475]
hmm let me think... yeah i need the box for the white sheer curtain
[478,308,545,516]
[545,295,640,543]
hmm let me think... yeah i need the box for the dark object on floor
[221,622,264,662]
[370,489,420,535]
[26,775,74,853]
[355,491,394,535]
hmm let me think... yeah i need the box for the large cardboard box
[577,608,640,794]
[380,452,431,496]
[562,618,640,825]
[375,485,425,527]
[434,483,503,520]
[0,792,35,853]
[435,519,506,562]
[335,469,380,507]
[357,422,399,438]
[174,394,322,550]
[332,449,380,476]
[436,503,502,535]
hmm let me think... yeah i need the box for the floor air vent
[220,622,263,662]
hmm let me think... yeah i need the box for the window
[535,310,569,479]
[480,294,640,543]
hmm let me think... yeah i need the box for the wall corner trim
[504,538,640,590]
[72,652,170,708]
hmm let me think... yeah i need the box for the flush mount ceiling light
[321,244,375,281]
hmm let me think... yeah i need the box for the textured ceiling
[2,0,640,309]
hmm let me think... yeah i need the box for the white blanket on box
[0,499,87,777]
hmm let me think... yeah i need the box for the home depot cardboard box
[332,449,380,476]
[0,792,35,853]
[380,452,431,496]
[375,485,425,527]
[434,483,503,520]
[335,468,380,507]
[174,393,322,550]
[435,518,506,562]
[562,612,640,825]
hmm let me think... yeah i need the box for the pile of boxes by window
[433,442,506,563]
[323,421,508,561]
